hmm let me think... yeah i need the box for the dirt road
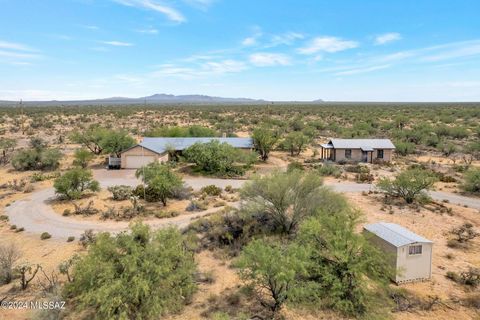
[5,170,479,239]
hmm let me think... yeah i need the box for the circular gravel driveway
[5,169,480,239]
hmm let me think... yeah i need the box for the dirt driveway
[5,169,480,239]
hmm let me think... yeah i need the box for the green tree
[241,170,346,235]
[73,148,94,168]
[282,132,310,156]
[135,162,183,205]
[39,148,62,170]
[29,137,47,152]
[462,168,480,194]
[252,127,278,161]
[377,168,437,203]
[99,130,136,157]
[183,140,248,176]
[237,239,308,313]
[11,147,62,171]
[0,138,16,165]
[69,126,109,155]
[295,210,392,316]
[64,223,197,319]
[53,168,100,199]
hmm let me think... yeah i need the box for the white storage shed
[363,222,433,284]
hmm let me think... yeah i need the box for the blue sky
[1,0,480,101]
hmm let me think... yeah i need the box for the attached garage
[120,145,168,169]
[125,155,155,169]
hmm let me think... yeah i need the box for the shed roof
[326,139,395,150]
[126,137,253,155]
[363,222,432,247]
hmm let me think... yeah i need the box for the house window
[377,149,384,159]
[345,149,352,159]
[408,245,422,255]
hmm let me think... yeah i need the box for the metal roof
[364,222,432,247]
[131,137,253,154]
[326,139,395,149]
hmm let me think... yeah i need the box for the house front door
[362,151,368,162]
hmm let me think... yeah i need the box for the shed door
[125,155,155,169]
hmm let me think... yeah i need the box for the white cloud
[136,28,158,34]
[101,41,134,46]
[113,0,186,23]
[82,25,99,30]
[0,40,41,65]
[202,59,247,73]
[0,40,34,52]
[374,32,401,45]
[242,36,257,46]
[249,53,291,66]
[298,36,358,54]
[152,59,246,79]
[422,41,480,62]
[334,64,390,76]
[268,32,304,47]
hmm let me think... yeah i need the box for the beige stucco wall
[120,146,168,168]
[332,148,393,162]
[396,243,432,283]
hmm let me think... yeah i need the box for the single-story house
[363,222,433,284]
[319,139,395,163]
[119,137,254,169]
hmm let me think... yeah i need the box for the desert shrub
[39,149,63,170]
[281,132,310,156]
[446,268,480,287]
[79,229,96,247]
[73,148,94,168]
[12,138,62,171]
[171,185,192,200]
[241,170,347,235]
[447,223,479,248]
[236,239,308,314]
[0,215,8,222]
[145,125,217,138]
[40,232,52,240]
[462,168,480,194]
[107,185,133,201]
[135,162,183,205]
[186,200,208,211]
[377,168,437,204]
[0,243,21,284]
[67,236,75,242]
[201,185,222,196]
[154,210,180,219]
[356,171,374,183]
[73,200,99,216]
[317,163,341,177]
[395,141,415,156]
[183,140,250,176]
[54,168,100,200]
[287,161,304,172]
[64,223,197,319]
[293,210,393,317]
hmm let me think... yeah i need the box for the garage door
[125,155,155,169]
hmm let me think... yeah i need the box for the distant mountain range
[0,94,324,106]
